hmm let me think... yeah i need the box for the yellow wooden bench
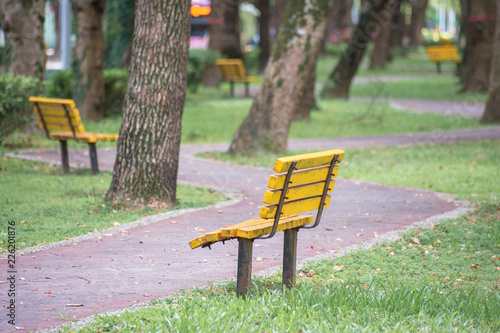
[425,44,460,73]
[29,96,118,174]
[190,149,345,296]
[216,59,259,97]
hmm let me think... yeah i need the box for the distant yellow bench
[425,44,460,73]
[29,97,118,174]
[190,149,345,296]
[216,59,258,97]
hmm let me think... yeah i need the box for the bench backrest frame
[260,153,341,240]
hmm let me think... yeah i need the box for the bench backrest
[258,149,345,238]
[425,45,460,62]
[29,96,85,139]
[216,59,248,80]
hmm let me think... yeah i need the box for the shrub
[103,69,129,117]
[45,69,73,99]
[0,73,41,144]
[187,48,221,92]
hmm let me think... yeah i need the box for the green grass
[351,75,488,103]
[202,140,500,205]
[0,157,225,252]
[61,140,500,332]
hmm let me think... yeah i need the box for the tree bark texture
[203,0,224,86]
[257,0,271,72]
[229,0,332,155]
[461,0,495,93]
[408,0,428,47]
[0,0,46,81]
[324,0,394,99]
[325,0,353,43]
[71,0,106,121]
[272,0,289,41]
[481,0,500,123]
[106,0,190,207]
[294,68,318,120]
[370,0,396,69]
[222,0,243,59]
[389,0,405,47]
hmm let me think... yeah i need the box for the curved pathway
[2,102,500,331]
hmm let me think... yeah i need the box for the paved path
[2,125,500,332]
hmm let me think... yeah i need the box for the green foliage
[45,69,74,99]
[104,0,135,68]
[0,73,41,144]
[103,69,129,117]
[44,69,129,117]
[187,48,221,93]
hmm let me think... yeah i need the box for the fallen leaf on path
[170,220,178,224]
[256,257,264,262]
[333,265,344,271]
[66,304,84,307]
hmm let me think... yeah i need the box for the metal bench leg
[436,62,441,74]
[88,143,99,174]
[237,238,253,296]
[59,140,70,173]
[230,81,235,98]
[283,228,298,289]
[245,82,249,97]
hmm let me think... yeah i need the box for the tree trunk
[408,0,428,47]
[370,0,396,69]
[294,69,318,121]
[323,0,394,99]
[461,0,495,93]
[229,0,332,155]
[203,0,224,86]
[271,0,288,41]
[106,0,190,208]
[481,0,500,123]
[0,0,46,81]
[389,0,405,47]
[325,0,353,43]
[222,0,243,59]
[71,0,106,120]
[256,0,270,72]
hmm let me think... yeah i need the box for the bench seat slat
[49,132,118,143]
[263,180,335,204]
[35,108,80,118]
[35,114,82,127]
[268,165,339,189]
[41,124,86,132]
[273,149,345,173]
[259,195,332,219]
[29,96,76,108]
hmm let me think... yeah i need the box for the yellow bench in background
[190,149,345,296]
[29,97,118,174]
[425,44,460,73]
[216,59,259,97]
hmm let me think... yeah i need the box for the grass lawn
[61,140,500,332]
[0,157,225,252]
[350,75,488,103]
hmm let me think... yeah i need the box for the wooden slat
[268,165,339,189]
[263,180,335,205]
[259,195,332,219]
[35,114,82,127]
[425,46,460,62]
[215,59,259,82]
[34,107,80,118]
[273,149,345,173]
[29,96,76,109]
[43,124,85,133]
[189,235,208,249]
[49,132,118,143]
[236,215,313,239]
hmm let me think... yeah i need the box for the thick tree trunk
[370,0,396,69]
[461,0,495,93]
[71,0,106,120]
[222,0,243,59]
[229,0,332,155]
[481,0,500,123]
[389,0,405,47]
[272,0,288,40]
[294,69,318,121]
[0,0,46,81]
[203,0,224,86]
[257,0,271,72]
[106,0,190,208]
[408,0,428,47]
[324,0,394,99]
